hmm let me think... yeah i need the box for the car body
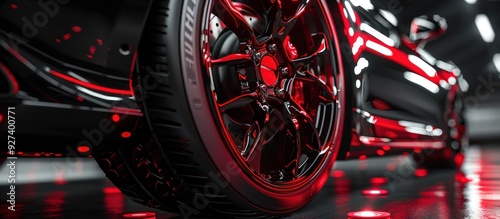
[0,0,149,156]
[0,0,468,216]
[330,1,468,160]
[0,0,467,160]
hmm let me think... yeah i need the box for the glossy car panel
[0,0,465,161]
[330,0,465,159]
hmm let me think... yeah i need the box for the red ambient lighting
[370,177,388,185]
[372,98,391,110]
[0,62,19,94]
[103,187,121,194]
[77,146,90,153]
[121,132,132,138]
[63,33,71,41]
[112,114,120,122]
[72,26,82,33]
[377,149,385,156]
[414,168,428,177]
[50,70,133,96]
[348,211,391,219]
[361,189,389,196]
[123,212,156,218]
[331,170,345,178]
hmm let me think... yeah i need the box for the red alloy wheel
[204,0,345,186]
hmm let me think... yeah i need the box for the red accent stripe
[111,106,143,116]
[0,62,19,94]
[372,98,391,110]
[50,70,133,96]
[129,51,137,97]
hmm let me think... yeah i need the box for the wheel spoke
[294,70,336,103]
[218,92,257,112]
[292,33,327,67]
[284,99,318,142]
[241,121,260,157]
[245,108,286,174]
[284,99,321,177]
[268,0,314,38]
[281,0,311,21]
[214,0,257,44]
[211,52,252,66]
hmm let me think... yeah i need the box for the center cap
[260,55,279,86]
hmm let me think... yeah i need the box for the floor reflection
[0,145,499,218]
[291,145,500,219]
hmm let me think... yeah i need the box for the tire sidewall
[177,0,344,214]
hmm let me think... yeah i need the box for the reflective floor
[1,145,499,219]
[291,145,500,219]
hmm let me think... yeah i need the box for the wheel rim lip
[202,0,345,189]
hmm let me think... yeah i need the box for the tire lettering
[184,0,197,86]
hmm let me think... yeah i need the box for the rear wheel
[96,0,347,217]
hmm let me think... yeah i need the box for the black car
[0,0,468,217]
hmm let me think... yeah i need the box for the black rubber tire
[95,0,347,217]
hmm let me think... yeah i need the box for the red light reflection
[44,191,65,218]
[72,26,82,33]
[77,145,90,154]
[331,170,345,178]
[361,189,389,196]
[112,114,120,122]
[121,132,132,138]
[376,150,385,156]
[103,187,121,194]
[123,212,156,218]
[50,69,133,96]
[333,178,352,195]
[63,33,71,41]
[348,211,390,219]
[104,186,125,216]
[370,177,388,185]
[414,168,428,177]
[0,62,20,94]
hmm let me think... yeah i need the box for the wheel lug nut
[254,52,262,61]
[280,67,289,76]
[275,88,286,99]
[268,44,278,52]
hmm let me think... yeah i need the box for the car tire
[95,0,347,217]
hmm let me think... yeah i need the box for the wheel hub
[259,55,279,86]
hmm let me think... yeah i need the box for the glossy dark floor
[1,144,499,219]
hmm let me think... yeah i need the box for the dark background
[375,0,500,101]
